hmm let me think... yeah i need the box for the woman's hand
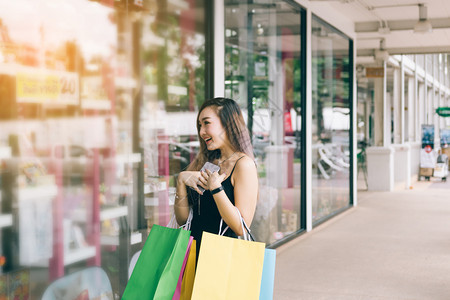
[178,171,206,195]
[201,169,227,191]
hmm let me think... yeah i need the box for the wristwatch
[210,186,224,195]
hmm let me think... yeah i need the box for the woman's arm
[174,171,204,225]
[206,156,258,236]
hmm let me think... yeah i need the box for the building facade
[0,0,358,297]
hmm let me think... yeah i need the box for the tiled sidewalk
[274,180,450,299]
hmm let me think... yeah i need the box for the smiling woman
[174,98,259,256]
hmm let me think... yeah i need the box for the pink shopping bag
[173,236,194,300]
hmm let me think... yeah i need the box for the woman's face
[198,106,229,151]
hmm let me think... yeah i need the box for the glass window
[0,0,205,298]
[224,0,304,245]
[311,16,352,223]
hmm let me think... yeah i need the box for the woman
[174,97,258,250]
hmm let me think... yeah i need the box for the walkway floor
[274,178,450,299]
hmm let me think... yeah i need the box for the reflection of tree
[141,0,205,112]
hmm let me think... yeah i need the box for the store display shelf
[28,246,96,267]
[144,184,152,194]
[144,84,187,96]
[18,185,58,201]
[81,99,111,110]
[143,182,166,195]
[71,206,128,223]
[144,197,158,207]
[0,214,13,228]
[112,183,152,195]
[101,234,119,246]
[0,147,11,159]
[100,206,128,221]
[108,153,141,165]
[100,232,141,246]
[64,246,96,265]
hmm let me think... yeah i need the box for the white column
[407,77,415,142]
[213,0,225,97]
[305,8,313,232]
[400,60,405,144]
[367,61,394,191]
[411,56,421,180]
[434,90,440,147]
[373,61,388,146]
[392,59,409,190]
[414,57,420,142]
[418,83,426,129]
[393,67,402,144]
[427,87,433,124]
[393,144,411,189]
[366,147,394,191]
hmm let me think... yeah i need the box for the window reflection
[225,1,303,244]
[311,17,351,223]
[0,0,205,298]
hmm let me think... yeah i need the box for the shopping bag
[122,225,191,300]
[172,236,194,300]
[180,239,196,300]
[191,232,265,300]
[259,249,276,300]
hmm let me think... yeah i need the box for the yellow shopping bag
[191,232,265,300]
[180,239,196,300]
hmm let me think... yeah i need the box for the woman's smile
[204,137,213,145]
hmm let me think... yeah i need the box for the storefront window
[311,16,352,223]
[225,0,304,245]
[0,0,205,298]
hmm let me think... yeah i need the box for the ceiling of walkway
[310,0,450,56]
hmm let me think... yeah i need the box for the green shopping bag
[122,225,191,300]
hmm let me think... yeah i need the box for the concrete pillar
[427,87,433,124]
[418,83,426,130]
[366,147,394,191]
[414,55,420,142]
[407,77,415,142]
[434,91,439,147]
[391,59,410,190]
[373,62,388,146]
[393,67,402,144]
[393,144,411,189]
[410,141,421,178]
[367,62,394,191]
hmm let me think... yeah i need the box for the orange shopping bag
[180,239,196,300]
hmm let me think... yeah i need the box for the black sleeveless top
[188,156,245,256]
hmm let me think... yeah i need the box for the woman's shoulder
[230,154,257,186]
[233,154,257,173]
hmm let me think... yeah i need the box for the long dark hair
[188,98,254,171]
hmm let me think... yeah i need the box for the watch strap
[210,185,224,195]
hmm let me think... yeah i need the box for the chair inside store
[41,266,113,300]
